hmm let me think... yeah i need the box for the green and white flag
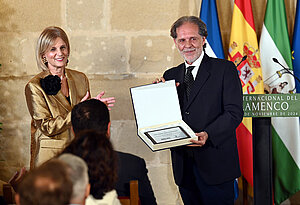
[260,0,300,204]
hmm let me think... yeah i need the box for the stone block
[148,165,183,205]
[110,120,145,152]
[0,77,31,121]
[88,75,155,121]
[0,121,30,181]
[66,0,105,31]
[0,33,37,77]
[0,0,61,32]
[0,77,31,181]
[68,36,128,74]
[130,36,182,73]
[111,0,189,31]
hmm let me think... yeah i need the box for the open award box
[130,80,197,151]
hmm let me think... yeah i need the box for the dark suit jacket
[163,54,243,186]
[115,151,157,205]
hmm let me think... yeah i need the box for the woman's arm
[25,82,71,137]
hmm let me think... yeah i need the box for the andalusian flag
[228,0,264,186]
[200,0,224,59]
[293,1,300,92]
[260,0,300,204]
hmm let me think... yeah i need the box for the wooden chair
[2,183,14,204]
[119,180,140,205]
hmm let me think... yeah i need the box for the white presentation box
[130,80,197,151]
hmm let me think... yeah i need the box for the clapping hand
[94,91,115,110]
[80,91,115,110]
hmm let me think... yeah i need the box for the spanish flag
[228,0,264,186]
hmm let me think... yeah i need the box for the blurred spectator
[61,130,120,205]
[15,159,72,205]
[59,153,90,205]
[69,99,156,205]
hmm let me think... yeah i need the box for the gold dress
[25,68,90,168]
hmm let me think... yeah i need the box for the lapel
[177,63,186,83]
[52,91,72,112]
[184,54,211,110]
[176,63,186,98]
[65,68,77,106]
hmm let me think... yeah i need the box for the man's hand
[153,77,166,84]
[153,77,180,86]
[188,131,208,147]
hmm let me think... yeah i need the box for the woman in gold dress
[25,26,114,168]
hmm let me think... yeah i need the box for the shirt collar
[184,51,204,79]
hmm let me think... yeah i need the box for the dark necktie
[184,66,195,100]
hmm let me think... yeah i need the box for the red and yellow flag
[228,0,264,186]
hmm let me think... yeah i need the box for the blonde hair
[36,26,70,71]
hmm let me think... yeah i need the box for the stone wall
[0,0,297,204]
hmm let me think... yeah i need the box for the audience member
[58,153,90,205]
[69,99,157,204]
[15,159,72,205]
[61,130,120,205]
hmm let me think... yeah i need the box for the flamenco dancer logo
[229,42,263,94]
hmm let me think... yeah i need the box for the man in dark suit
[159,16,243,204]
[71,99,157,205]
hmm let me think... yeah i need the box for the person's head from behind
[36,26,70,72]
[61,130,117,199]
[71,99,110,137]
[58,153,90,205]
[15,159,72,205]
[170,16,208,65]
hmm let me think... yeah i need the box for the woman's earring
[42,57,47,64]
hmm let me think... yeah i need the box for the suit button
[185,111,189,115]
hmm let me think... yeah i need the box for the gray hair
[170,16,208,39]
[58,153,89,202]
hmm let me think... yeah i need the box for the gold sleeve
[25,82,71,137]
